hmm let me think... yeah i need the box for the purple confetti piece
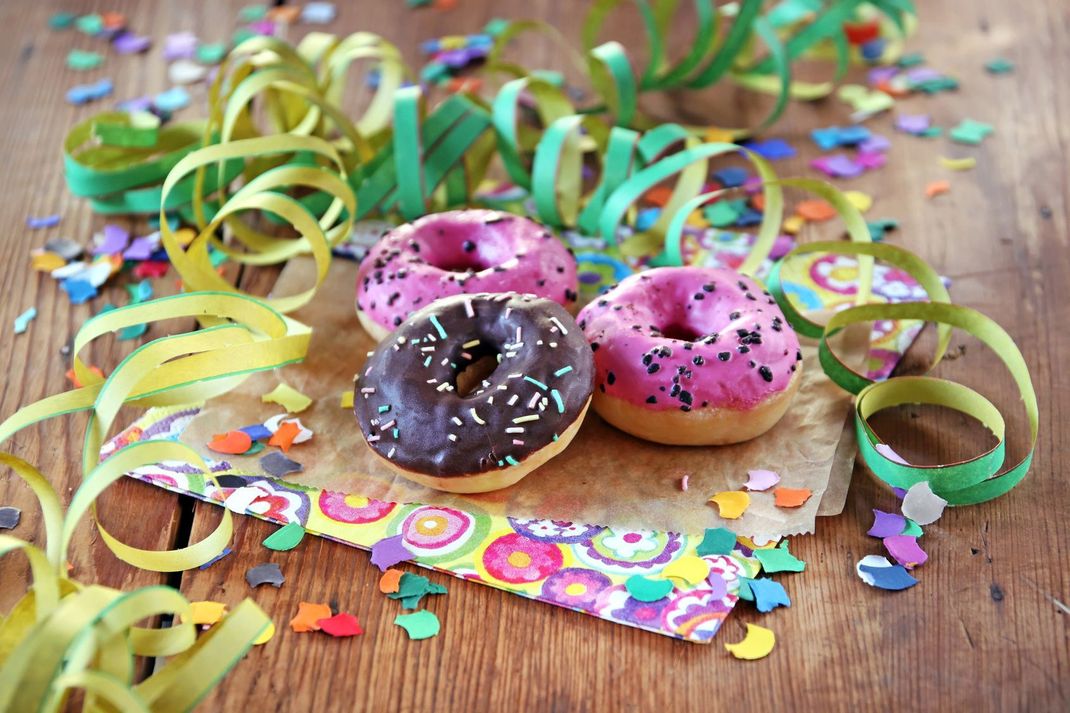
[895,113,931,135]
[27,214,61,229]
[769,235,795,260]
[892,486,908,500]
[113,32,152,54]
[163,32,198,61]
[867,509,907,538]
[198,547,232,569]
[883,535,928,569]
[122,236,158,261]
[247,19,276,36]
[370,534,414,572]
[867,66,899,85]
[856,152,888,170]
[905,67,942,84]
[94,224,130,256]
[875,443,910,464]
[858,133,891,153]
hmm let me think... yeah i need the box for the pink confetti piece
[883,535,928,569]
[744,469,780,492]
[680,474,689,491]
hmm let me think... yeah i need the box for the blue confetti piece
[154,86,191,112]
[240,424,273,441]
[861,38,886,61]
[811,126,843,151]
[66,78,113,105]
[712,167,749,188]
[635,207,660,231]
[859,563,918,591]
[837,125,872,145]
[748,578,792,613]
[61,278,97,304]
[13,307,37,334]
[741,138,796,160]
[734,209,763,227]
[26,214,61,229]
[199,547,233,570]
[300,2,336,24]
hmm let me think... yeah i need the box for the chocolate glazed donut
[354,293,595,493]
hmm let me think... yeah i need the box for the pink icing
[356,209,578,332]
[577,267,801,411]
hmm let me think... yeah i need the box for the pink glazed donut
[356,209,578,341]
[576,266,803,445]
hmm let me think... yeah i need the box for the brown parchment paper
[182,258,866,540]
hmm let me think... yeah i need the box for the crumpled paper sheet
[182,258,866,540]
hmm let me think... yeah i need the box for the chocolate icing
[354,293,595,477]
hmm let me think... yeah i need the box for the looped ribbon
[0,292,313,710]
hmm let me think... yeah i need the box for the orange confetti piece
[65,366,104,388]
[795,199,837,222]
[750,193,765,212]
[774,487,813,508]
[642,185,673,207]
[290,602,333,633]
[100,12,126,29]
[447,76,482,94]
[266,5,301,22]
[379,568,403,594]
[925,180,950,198]
[207,430,253,455]
[269,421,301,452]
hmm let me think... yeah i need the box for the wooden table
[1,1,1067,710]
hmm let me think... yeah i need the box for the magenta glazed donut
[356,209,578,340]
[576,266,803,445]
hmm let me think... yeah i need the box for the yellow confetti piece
[339,389,354,409]
[253,619,276,645]
[185,600,227,626]
[725,623,776,660]
[709,490,750,519]
[782,215,805,235]
[661,555,711,586]
[262,382,313,413]
[30,250,67,272]
[173,227,197,246]
[940,156,976,171]
[844,190,873,213]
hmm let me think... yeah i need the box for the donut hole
[454,348,502,397]
[434,253,493,273]
[659,322,705,342]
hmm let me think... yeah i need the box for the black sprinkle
[702,283,715,292]
[646,395,657,404]
[590,342,600,352]
[738,346,750,354]
[680,390,693,405]
[646,363,661,374]
[729,311,741,320]
[758,366,773,382]
[607,371,616,385]
[692,356,705,366]
[718,352,730,361]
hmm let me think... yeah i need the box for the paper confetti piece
[626,574,674,602]
[940,156,976,171]
[855,554,890,586]
[245,563,285,588]
[709,491,749,519]
[61,279,97,304]
[901,481,947,525]
[858,559,919,591]
[696,527,737,556]
[75,13,103,35]
[395,610,440,640]
[185,601,226,626]
[340,390,355,408]
[754,542,805,574]
[154,86,191,112]
[268,421,301,452]
[223,486,263,514]
[318,612,363,637]
[0,506,21,530]
[741,138,796,160]
[27,214,61,229]
[867,509,907,538]
[795,199,837,221]
[207,430,253,455]
[744,469,780,491]
[661,555,711,586]
[370,534,414,571]
[290,602,332,633]
[169,58,209,85]
[198,547,232,570]
[241,441,265,456]
[773,487,812,508]
[301,2,337,23]
[240,423,272,441]
[844,190,873,213]
[736,576,754,601]
[67,49,103,70]
[902,519,923,537]
[984,57,1014,74]
[724,623,775,660]
[379,568,404,593]
[31,251,66,272]
[949,118,994,145]
[253,620,275,645]
[114,33,152,54]
[925,180,950,198]
[66,78,113,105]
[749,578,791,613]
[263,414,314,442]
[883,535,928,569]
[262,521,305,551]
[13,308,36,335]
[260,451,303,477]
[875,443,910,464]
[49,11,77,29]
[262,382,313,413]
[387,573,448,609]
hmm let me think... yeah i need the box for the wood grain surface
[0,1,1067,711]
